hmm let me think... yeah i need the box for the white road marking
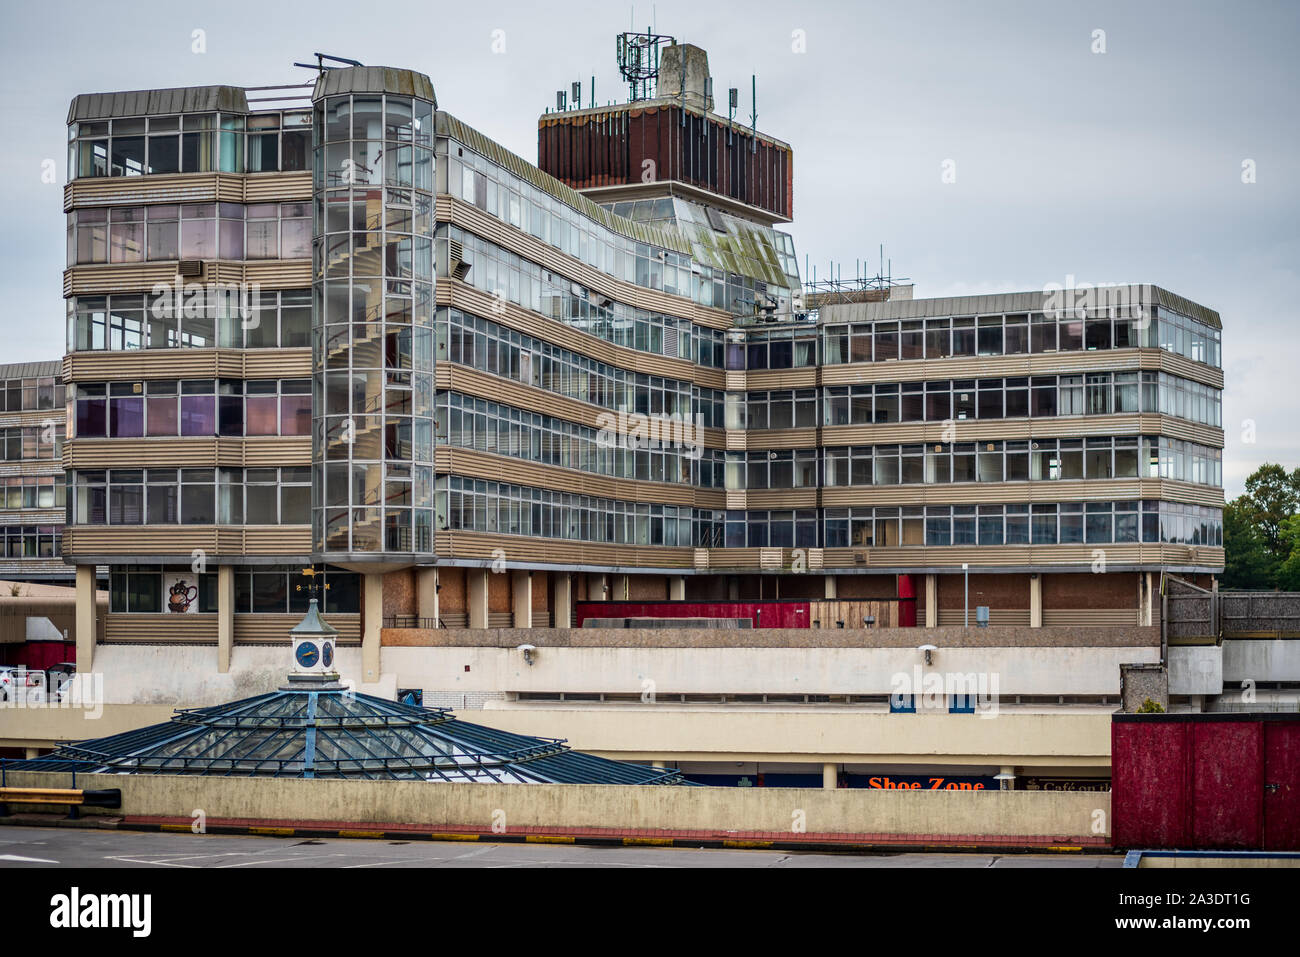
[0,853,59,863]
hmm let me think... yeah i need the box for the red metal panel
[1191,721,1263,849]
[1264,722,1300,850]
[575,600,811,629]
[1112,720,1189,849]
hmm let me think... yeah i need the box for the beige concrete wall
[464,707,1114,768]
[379,644,1157,697]
[2,769,1110,840]
[0,703,175,749]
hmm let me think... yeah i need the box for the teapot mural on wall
[167,578,199,614]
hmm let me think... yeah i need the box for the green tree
[1242,463,1300,556]
[1222,497,1278,589]
[1276,514,1300,591]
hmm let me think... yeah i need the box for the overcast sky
[1,0,1295,496]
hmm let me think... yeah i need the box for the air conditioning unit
[177,260,203,278]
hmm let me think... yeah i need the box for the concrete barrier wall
[3,770,1110,840]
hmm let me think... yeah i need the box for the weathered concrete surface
[382,625,1161,648]
[2,770,1110,841]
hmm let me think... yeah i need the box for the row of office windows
[440,137,799,317]
[437,475,1222,551]
[436,391,726,488]
[440,308,724,425]
[0,376,65,412]
[67,202,311,266]
[704,502,1222,549]
[815,373,1221,428]
[0,476,65,510]
[0,525,61,559]
[68,111,312,179]
[71,467,310,526]
[445,227,727,367]
[732,436,1224,490]
[109,565,361,615]
[71,380,311,439]
[734,306,1220,370]
[68,291,311,352]
[0,426,63,462]
[823,501,1221,549]
[437,399,1220,491]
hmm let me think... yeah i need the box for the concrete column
[651,761,665,769]
[615,574,630,600]
[727,576,739,600]
[823,763,838,790]
[553,573,572,628]
[1139,571,1155,627]
[25,748,39,760]
[1029,574,1043,628]
[668,575,686,600]
[512,570,533,629]
[416,566,438,626]
[925,574,937,628]
[362,572,383,683]
[591,572,609,600]
[468,569,489,629]
[823,575,837,599]
[217,564,234,674]
[74,565,97,673]
[999,765,1016,790]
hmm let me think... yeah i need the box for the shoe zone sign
[853,774,999,791]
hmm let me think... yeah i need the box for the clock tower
[287,598,341,685]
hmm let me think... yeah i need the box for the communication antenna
[616,28,675,101]
[292,52,364,76]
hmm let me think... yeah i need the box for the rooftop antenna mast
[616,27,674,101]
[292,52,365,76]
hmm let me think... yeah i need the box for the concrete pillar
[615,574,630,600]
[823,763,838,789]
[217,564,234,674]
[1029,574,1043,628]
[362,572,383,683]
[669,575,686,600]
[1145,571,1157,627]
[925,574,937,628]
[25,748,39,760]
[651,761,665,769]
[823,575,836,599]
[416,566,438,627]
[512,570,533,629]
[999,765,1016,791]
[468,568,489,629]
[553,573,573,628]
[75,565,97,673]
[591,572,609,600]
[727,576,739,600]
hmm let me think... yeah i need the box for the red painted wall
[1112,715,1300,851]
[576,600,810,629]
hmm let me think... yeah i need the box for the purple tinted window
[281,395,311,435]
[110,397,144,437]
[76,399,107,438]
[146,397,178,436]
[180,395,215,435]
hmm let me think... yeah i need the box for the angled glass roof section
[19,688,687,785]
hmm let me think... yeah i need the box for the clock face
[322,642,334,668]
[295,641,320,668]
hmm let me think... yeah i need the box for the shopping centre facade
[7,46,1229,785]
